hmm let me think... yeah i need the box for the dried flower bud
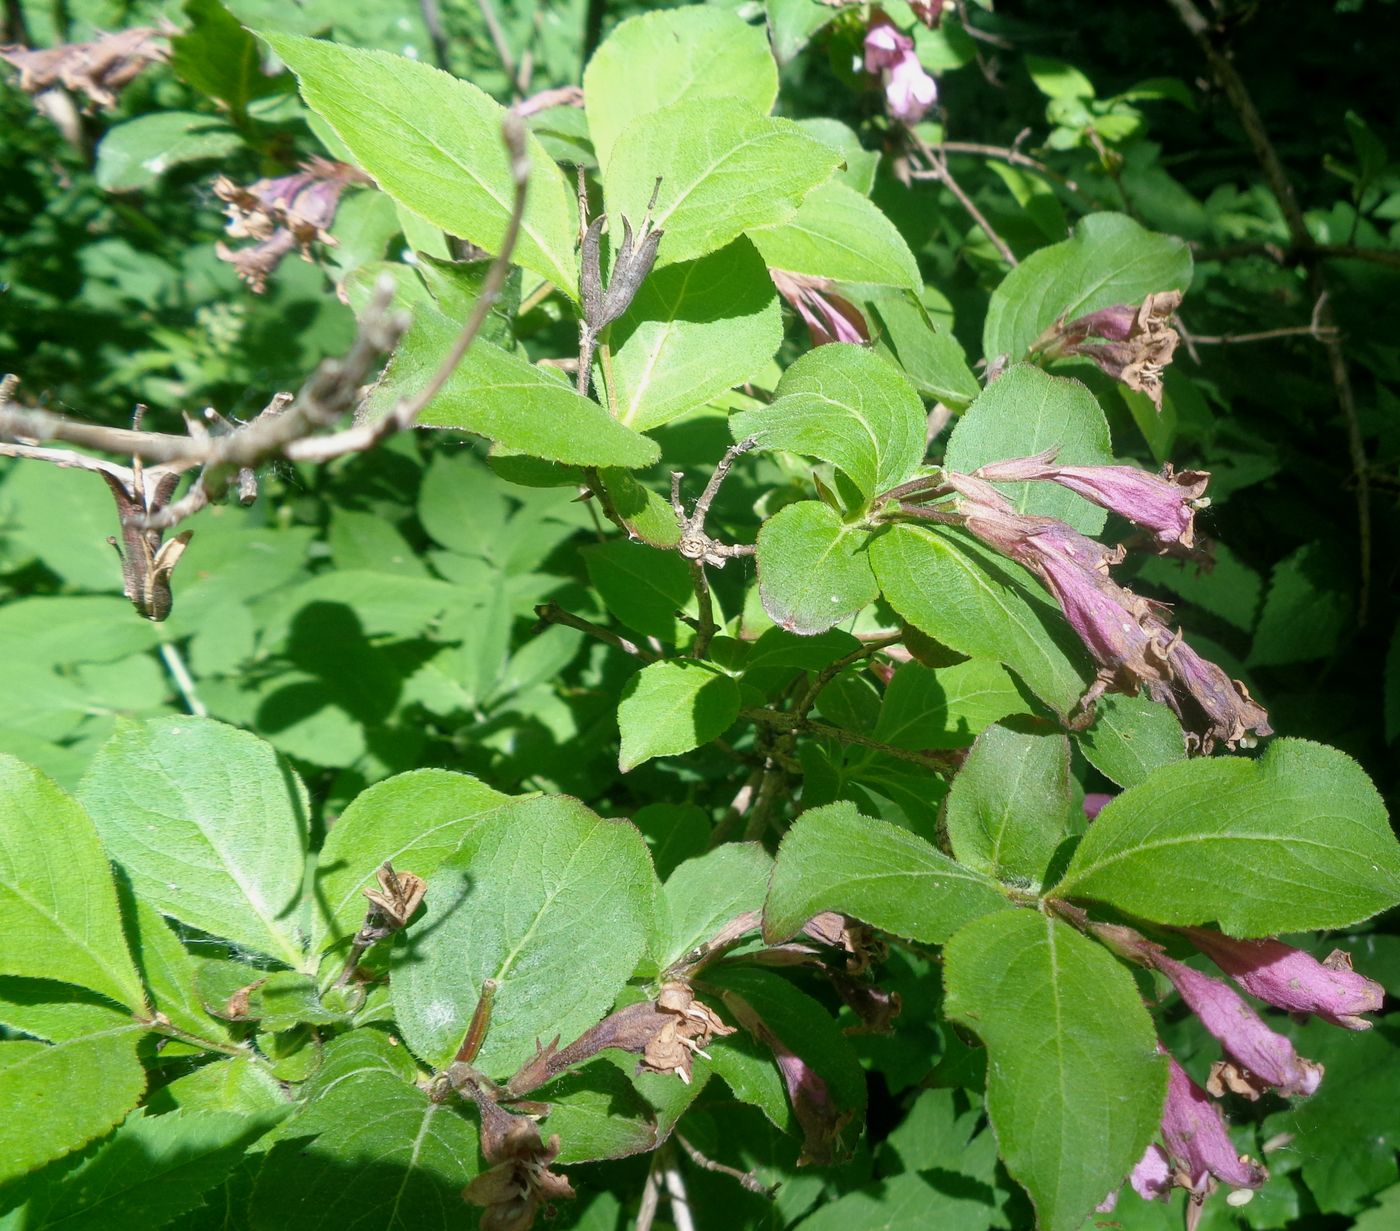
[638,983,736,1084]
[1,27,168,111]
[1185,932,1385,1031]
[462,1114,574,1231]
[363,863,427,930]
[580,211,663,332]
[1154,635,1273,754]
[770,269,869,348]
[801,912,886,975]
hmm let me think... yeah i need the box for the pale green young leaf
[1053,738,1400,934]
[869,291,981,408]
[945,725,1075,884]
[78,717,309,968]
[391,797,656,1074]
[871,523,1091,718]
[364,305,659,468]
[617,662,741,772]
[755,501,879,635]
[609,237,782,431]
[0,757,146,1014]
[750,181,921,289]
[943,910,1166,1231]
[656,844,771,971]
[94,112,240,192]
[764,801,1010,944]
[944,365,1114,534]
[265,34,579,294]
[731,343,926,502]
[1075,692,1185,788]
[873,658,1027,750]
[584,6,778,171]
[9,1108,282,1231]
[313,768,515,951]
[983,212,1192,362]
[605,99,840,268]
[0,1027,147,1186]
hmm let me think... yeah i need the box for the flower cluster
[213,158,369,292]
[863,17,938,124]
[770,269,870,348]
[937,453,1269,752]
[1093,922,1384,1213]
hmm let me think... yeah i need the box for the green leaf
[582,540,696,643]
[873,657,1027,750]
[749,181,921,288]
[945,364,1114,532]
[1053,738,1400,933]
[871,523,1090,717]
[764,801,1010,944]
[313,768,514,951]
[793,1173,997,1231]
[656,844,771,971]
[605,99,840,267]
[266,33,579,293]
[1248,543,1353,667]
[630,804,711,882]
[0,1027,147,1186]
[364,304,658,468]
[584,5,777,171]
[95,112,241,192]
[537,1064,657,1163]
[1263,1021,1400,1216]
[983,213,1192,363]
[1075,692,1185,789]
[171,0,281,118]
[78,717,309,968]
[250,1035,477,1231]
[869,291,981,408]
[609,237,782,431]
[755,501,879,635]
[391,796,656,1074]
[0,757,146,1014]
[9,1107,281,1231]
[945,725,1074,884]
[731,343,926,502]
[617,661,741,771]
[122,893,233,1046]
[795,118,880,195]
[943,910,1166,1231]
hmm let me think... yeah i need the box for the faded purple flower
[1154,952,1323,1099]
[1130,1143,1174,1201]
[1160,1051,1269,1194]
[863,20,937,124]
[1,26,168,111]
[973,447,1211,552]
[771,269,869,348]
[214,158,368,292]
[1186,932,1385,1031]
[1032,291,1183,412]
[1155,634,1272,754]
[1083,792,1115,819]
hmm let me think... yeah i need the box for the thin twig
[793,634,903,723]
[743,707,957,771]
[159,640,206,717]
[534,602,660,662]
[635,1154,664,1231]
[419,0,450,69]
[674,1134,774,1196]
[905,127,1017,265]
[913,140,1094,210]
[662,1156,697,1231]
[1163,0,1372,622]
[1185,323,1339,346]
[475,0,521,94]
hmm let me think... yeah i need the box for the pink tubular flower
[1185,932,1385,1031]
[770,269,869,348]
[1154,952,1323,1099]
[1083,792,1115,819]
[1160,1052,1269,1194]
[863,20,938,124]
[1130,1143,1174,1201]
[1155,635,1272,753]
[973,448,1211,552]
